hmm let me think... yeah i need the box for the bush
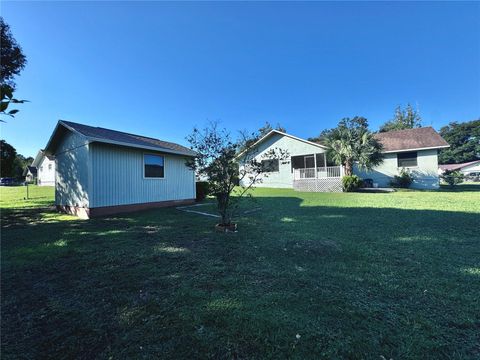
[195,181,210,202]
[390,168,413,188]
[342,175,362,192]
[441,170,464,187]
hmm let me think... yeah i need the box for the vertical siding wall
[240,133,327,188]
[90,143,195,208]
[354,149,440,189]
[55,132,90,207]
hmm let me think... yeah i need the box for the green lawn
[1,185,479,359]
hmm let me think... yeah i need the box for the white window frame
[143,153,166,179]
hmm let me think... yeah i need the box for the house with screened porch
[239,127,449,192]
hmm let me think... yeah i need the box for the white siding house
[240,127,449,191]
[44,120,196,218]
[439,160,480,176]
[31,150,56,186]
[238,130,344,192]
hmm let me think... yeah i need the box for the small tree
[379,104,422,133]
[441,170,464,188]
[186,122,288,228]
[324,117,384,176]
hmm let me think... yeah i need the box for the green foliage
[324,117,384,176]
[342,175,362,192]
[0,139,17,177]
[0,139,33,178]
[379,104,422,132]
[0,18,28,120]
[1,186,480,358]
[186,122,288,226]
[440,170,464,187]
[195,181,211,202]
[390,168,413,188]
[241,121,286,151]
[438,119,480,164]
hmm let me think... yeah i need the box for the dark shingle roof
[60,120,196,156]
[374,127,449,152]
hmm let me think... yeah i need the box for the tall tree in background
[379,104,422,132]
[438,119,480,164]
[241,121,286,150]
[0,17,27,120]
[325,117,383,176]
[0,140,18,177]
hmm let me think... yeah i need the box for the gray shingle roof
[60,120,196,156]
[374,127,450,152]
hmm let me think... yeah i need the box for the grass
[1,185,479,359]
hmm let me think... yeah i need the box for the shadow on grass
[1,196,479,359]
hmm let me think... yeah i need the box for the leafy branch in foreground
[186,122,288,228]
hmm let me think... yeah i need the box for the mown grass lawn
[1,185,479,359]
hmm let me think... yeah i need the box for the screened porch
[291,153,344,180]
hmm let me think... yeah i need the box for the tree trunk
[344,160,353,176]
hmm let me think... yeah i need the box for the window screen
[144,154,165,178]
[261,159,279,172]
[397,152,417,167]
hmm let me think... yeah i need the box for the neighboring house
[438,160,480,177]
[240,127,449,191]
[22,166,37,183]
[237,130,343,192]
[31,150,56,186]
[355,127,450,189]
[44,120,197,218]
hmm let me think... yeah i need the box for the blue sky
[2,1,479,157]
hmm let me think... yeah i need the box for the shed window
[144,154,165,178]
[261,159,279,172]
[397,152,417,167]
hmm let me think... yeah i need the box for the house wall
[354,149,440,189]
[55,131,90,208]
[239,133,327,188]
[37,156,55,186]
[460,162,480,174]
[89,142,195,208]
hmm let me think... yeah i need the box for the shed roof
[374,127,450,153]
[45,120,197,157]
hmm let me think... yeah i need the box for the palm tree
[325,117,384,176]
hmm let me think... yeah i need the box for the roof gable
[45,120,196,157]
[237,129,327,158]
[374,127,450,153]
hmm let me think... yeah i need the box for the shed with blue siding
[44,120,196,218]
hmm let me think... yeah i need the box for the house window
[144,154,165,178]
[397,152,417,167]
[261,159,279,172]
[40,166,43,172]
[48,164,52,170]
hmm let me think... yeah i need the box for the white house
[31,150,56,186]
[240,127,449,191]
[44,120,197,218]
[356,127,450,189]
[238,130,343,192]
[438,160,480,177]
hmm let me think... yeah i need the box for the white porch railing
[294,166,343,179]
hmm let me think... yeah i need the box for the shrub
[342,175,362,192]
[441,170,464,187]
[195,181,210,202]
[390,168,413,188]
